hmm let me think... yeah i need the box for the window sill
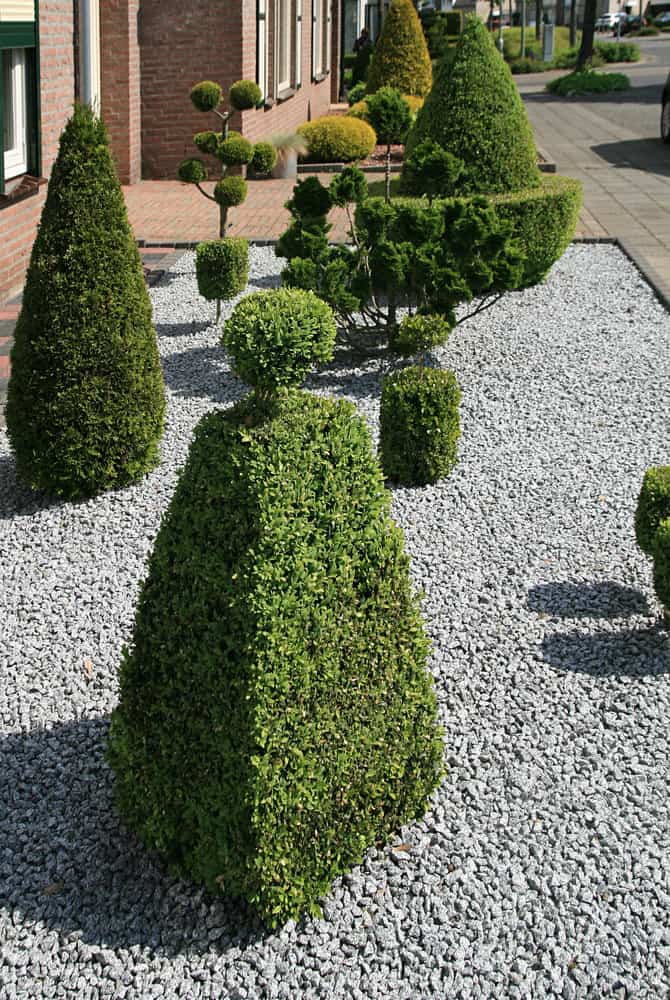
[313,72,329,83]
[0,174,46,209]
[276,87,296,103]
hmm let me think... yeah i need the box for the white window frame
[257,0,268,102]
[276,0,292,94]
[312,0,324,78]
[3,47,27,180]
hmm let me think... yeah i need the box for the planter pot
[271,150,298,179]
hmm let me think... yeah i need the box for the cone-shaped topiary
[404,16,540,194]
[366,0,432,97]
[6,104,165,500]
[108,288,443,927]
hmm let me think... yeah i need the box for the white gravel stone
[1,243,670,998]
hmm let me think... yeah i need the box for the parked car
[595,12,620,30]
[618,13,644,34]
[654,10,670,23]
[662,69,670,143]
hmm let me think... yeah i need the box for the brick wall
[0,0,75,302]
[100,0,142,184]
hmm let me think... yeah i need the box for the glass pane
[3,51,15,154]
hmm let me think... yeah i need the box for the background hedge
[108,391,443,926]
[366,0,433,97]
[6,104,164,499]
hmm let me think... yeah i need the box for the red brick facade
[100,0,142,184]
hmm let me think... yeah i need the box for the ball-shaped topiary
[222,287,337,392]
[365,87,413,146]
[214,175,248,207]
[366,0,433,97]
[107,389,443,927]
[196,238,249,302]
[193,131,220,156]
[297,116,376,163]
[380,365,461,485]
[404,15,540,195]
[401,138,464,199]
[178,158,208,184]
[389,314,452,356]
[229,78,262,111]
[218,131,254,166]
[250,141,278,175]
[190,80,223,112]
[287,175,333,220]
[652,517,670,620]
[635,466,670,555]
[5,104,165,499]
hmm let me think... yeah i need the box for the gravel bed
[1,243,670,999]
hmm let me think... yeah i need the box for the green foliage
[347,81,367,105]
[250,141,277,174]
[348,94,423,124]
[380,366,461,485]
[178,158,208,184]
[635,466,670,555]
[365,88,413,146]
[222,288,337,391]
[420,10,462,60]
[595,41,640,62]
[6,104,164,499]
[229,79,262,111]
[287,175,333,220]
[190,80,222,112]
[107,390,443,927]
[444,11,463,35]
[652,518,670,613]
[490,175,581,287]
[195,238,249,302]
[405,16,540,195]
[401,139,463,199]
[278,172,524,349]
[503,24,578,61]
[632,25,659,35]
[214,175,248,207]
[389,314,452,356]
[297,116,377,162]
[329,165,368,206]
[194,131,220,156]
[367,0,432,97]
[510,56,550,73]
[546,70,630,96]
[219,131,254,166]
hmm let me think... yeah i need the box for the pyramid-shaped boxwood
[405,16,540,194]
[6,105,165,499]
[366,0,432,97]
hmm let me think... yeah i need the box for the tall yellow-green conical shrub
[366,0,432,97]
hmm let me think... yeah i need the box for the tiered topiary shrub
[297,115,376,163]
[635,466,670,626]
[107,287,443,926]
[5,104,165,500]
[366,0,433,97]
[195,238,249,320]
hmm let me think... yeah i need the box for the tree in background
[576,0,598,68]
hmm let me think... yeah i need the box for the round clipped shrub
[635,466,670,555]
[347,81,367,106]
[405,16,540,195]
[287,175,333,219]
[229,78,262,111]
[214,175,248,207]
[401,138,464,198]
[222,287,336,391]
[546,69,630,96]
[5,104,165,499]
[178,157,208,184]
[250,141,277,175]
[379,366,461,486]
[107,390,443,926]
[365,87,413,146]
[193,130,221,156]
[190,80,223,112]
[490,175,581,286]
[297,116,376,163]
[348,94,423,122]
[218,131,254,166]
[389,314,452,356]
[195,237,249,302]
[652,517,670,620]
[366,0,433,97]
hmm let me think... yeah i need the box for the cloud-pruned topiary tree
[6,104,165,500]
[404,15,540,194]
[108,287,443,926]
[366,0,433,98]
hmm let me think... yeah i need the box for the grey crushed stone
[0,243,669,998]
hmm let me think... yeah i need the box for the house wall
[0,0,75,302]
[100,0,142,183]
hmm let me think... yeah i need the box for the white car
[595,11,625,29]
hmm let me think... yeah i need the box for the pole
[498,4,504,50]
[521,0,526,55]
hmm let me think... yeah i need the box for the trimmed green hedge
[490,175,582,286]
[6,105,165,499]
[196,238,249,302]
[652,517,670,614]
[297,116,377,162]
[108,390,443,926]
[380,365,461,485]
[405,16,540,195]
[635,466,670,555]
[547,70,630,96]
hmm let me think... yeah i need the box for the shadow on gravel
[161,345,247,405]
[542,624,670,677]
[0,718,271,955]
[155,320,214,339]
[591,138,670,176]
[0,453,68,522]
[528,580,649,619]
[246,273,282,291]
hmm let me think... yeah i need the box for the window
[311,0,330,80]
[276,0,292,94]
[3,47,27,179]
